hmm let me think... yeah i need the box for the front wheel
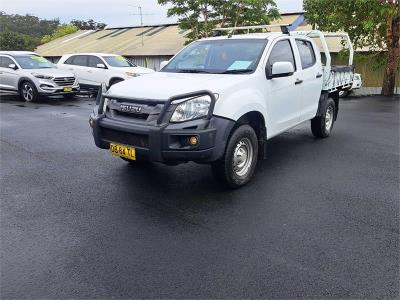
[211,125,258,188]
[19,81,38,102]
[311,98,336,138]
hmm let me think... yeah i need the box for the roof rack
[212,24,291,37]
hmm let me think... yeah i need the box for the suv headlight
[170,95,212,123]
[31,72,53,80]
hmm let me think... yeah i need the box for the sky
[1,0,304,28]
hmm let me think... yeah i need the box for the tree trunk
[382,13,400,96]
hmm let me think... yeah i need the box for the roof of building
[35,13,367,57]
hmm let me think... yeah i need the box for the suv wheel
[211,125,258,188]
[311,97,336,138]
[20,81,38,102]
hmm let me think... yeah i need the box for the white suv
[57,53,154,90]
[0,51,79,102]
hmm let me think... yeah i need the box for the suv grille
[54,77,75,86]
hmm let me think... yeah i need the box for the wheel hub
[22,84,34,101]
[325,106,334,131]
[232,138,253,177]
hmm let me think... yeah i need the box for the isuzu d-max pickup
[89,26,355,188]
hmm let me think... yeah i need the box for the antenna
[129,4,155,46]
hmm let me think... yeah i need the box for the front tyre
[19,81,38,102]
[311,97,335,138]
[211,125,258,188]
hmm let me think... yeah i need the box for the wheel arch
[108,77,125,86]
[318,91,339,121]
[235,111,267,159]
[18,77,36,91]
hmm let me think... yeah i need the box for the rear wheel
[19,81,38,102]
[311,98,335,138]
[211,125,258,188]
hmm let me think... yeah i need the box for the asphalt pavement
[1,94,399,298]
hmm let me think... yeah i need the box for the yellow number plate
[110,143,136,160]
[63,86,72,92]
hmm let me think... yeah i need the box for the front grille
[53,77,75,86]
[101,128,149,148]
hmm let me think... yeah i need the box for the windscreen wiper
[177,69,210,73]
[221,69,254,74]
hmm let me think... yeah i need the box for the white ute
[90,26,355,188]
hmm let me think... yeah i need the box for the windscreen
[14,55,54,69]
[102,56,135,67]
[162,39,268,74]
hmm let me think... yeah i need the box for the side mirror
[96,63,106,69]
[160,60,169,70]
[8,63,18,70]
[268,62,294,79]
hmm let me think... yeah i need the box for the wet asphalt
[0,94,399,299]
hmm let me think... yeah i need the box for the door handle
[87,70,93,73]
[295,79,303,85]
[316,73,323,78]
[68,68,74,71]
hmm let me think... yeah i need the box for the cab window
[295,39,316,69]
[88,56,105,68]
[266,39,296,77]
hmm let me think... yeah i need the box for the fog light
[189,136,199,146]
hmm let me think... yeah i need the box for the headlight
[103,97,109,113]
[170,95,212,123]
[32,73,53,80]
[126,72,140,77]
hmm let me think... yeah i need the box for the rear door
[294,39,323,121]
[87,55,107,86]
[0,56,19,91]
[70,55,90,85]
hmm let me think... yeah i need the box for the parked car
[339,73,362,97]
[0,51,79,102]
[89,27,356,188]
[57,53,154,90]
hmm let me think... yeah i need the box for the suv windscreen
[103,56,135,67]
[162,39,268,74]
[14,55,54,69]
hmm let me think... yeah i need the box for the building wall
[127,55,173,71]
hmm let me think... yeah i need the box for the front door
[263,38,303,137]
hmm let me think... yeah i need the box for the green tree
[0,11,59,37]
[71,19,107,30]
[304,0,400,96]
[0,31,39,51]
[158,0,279,43]
[41,24,79,43]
